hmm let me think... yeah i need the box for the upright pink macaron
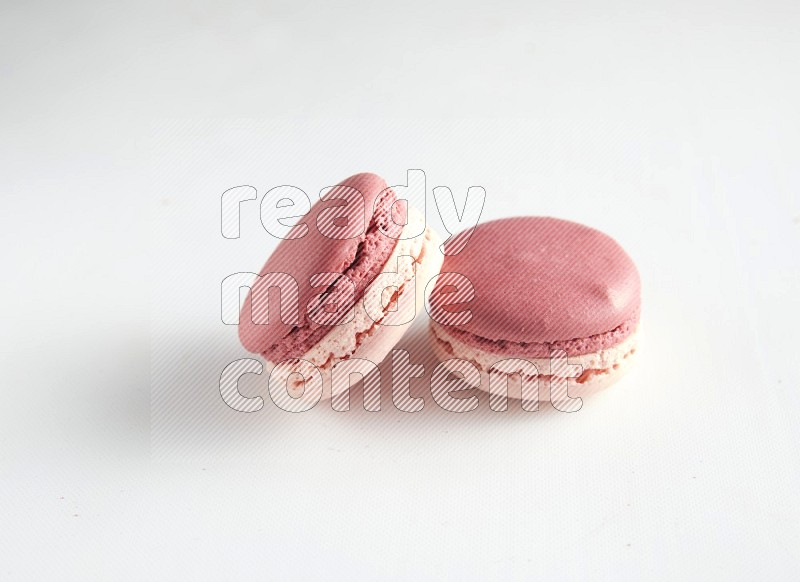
[429,216,641,403]
[239,173,443,404]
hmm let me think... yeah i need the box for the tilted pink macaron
[429,216,641,402]
[239,172,443,404]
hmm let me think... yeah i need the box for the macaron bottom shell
[429,321,641,404]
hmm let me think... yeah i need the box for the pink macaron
[239,172,443,405]
[429,216,641,405]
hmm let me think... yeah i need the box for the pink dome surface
[432,217,640,352]
[239,173,402,361]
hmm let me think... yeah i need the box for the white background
[2,1,799,580]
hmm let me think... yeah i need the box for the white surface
[1,1,799,580]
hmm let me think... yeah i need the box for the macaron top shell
[434,216,640,345]
[239,173,403,361]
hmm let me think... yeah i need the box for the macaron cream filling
[438,308,640,358]
[430,320,640,385]
[275,206,434,378]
